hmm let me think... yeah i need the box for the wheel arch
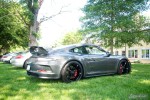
[117,58,130,66]
[23,59,27,69]
[120,58,131,67]
[23,58,30,69]
[60,59,85,78]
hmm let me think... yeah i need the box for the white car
[10,51,32,68]
[1,53,18,63]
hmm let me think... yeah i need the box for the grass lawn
[0,62,149,100]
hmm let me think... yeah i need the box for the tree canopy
[0,0,30,54]
[61,31,83,45]
[81,0,150,54]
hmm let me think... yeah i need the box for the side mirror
[106,52,111,57]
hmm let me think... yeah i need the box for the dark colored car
[27,44,131,83]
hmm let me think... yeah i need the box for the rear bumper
[11,59,25,67]
[12,62,24,67]
[26,59,63,79]
[27,71,60,79]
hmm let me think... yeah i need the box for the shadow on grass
[10,67,24,70]
[26,76,61,83]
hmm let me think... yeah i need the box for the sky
[38,0,150,47]
[38,0,87,47]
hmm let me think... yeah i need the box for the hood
[30,46,49,56]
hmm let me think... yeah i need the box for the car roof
[51,43,99,52]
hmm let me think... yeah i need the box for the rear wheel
[61,61,83,83]
[117,60,131,75]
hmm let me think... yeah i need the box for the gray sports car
[27,44,131,83]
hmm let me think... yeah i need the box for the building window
[122,51,126,56]
[135,50,138,58]
[128,50,138,58]
[115,51,118,55]
[142,49,150,58]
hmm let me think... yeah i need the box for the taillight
[15,55,23,59]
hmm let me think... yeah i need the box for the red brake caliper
[73,70,78,78]
[120,64,123,74]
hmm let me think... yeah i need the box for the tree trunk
[29,10,39,46]
[110,0,114,54]
[110,38,114,54]
[29,27,38,46]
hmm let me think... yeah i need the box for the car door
[83,46,117,75]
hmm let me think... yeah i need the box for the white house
[114,41,150,63]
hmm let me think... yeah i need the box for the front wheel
[61,61,83,83]
[117,60,131,75]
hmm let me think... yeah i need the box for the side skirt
[84,72,116,78]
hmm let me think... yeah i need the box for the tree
[0,0,29,54]
[81,0,150,54]
[61,31,83,45]
[20,0,68,46]
[19,0,42,46]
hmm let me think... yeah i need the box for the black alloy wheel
[117,60,131,75]
[61,61,83,83]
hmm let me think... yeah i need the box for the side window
[70,47,88,54]
[73,47,82,54]
[85,46,106,55]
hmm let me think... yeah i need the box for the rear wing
[29,46,48,56]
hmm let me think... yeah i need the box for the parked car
[27,44,131,83]
[10,51,32,69]
[1,53,19,63]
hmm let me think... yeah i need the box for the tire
[61,61,83,83]
[117,60,131,75]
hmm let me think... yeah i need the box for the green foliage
[32,31,41,40]
[0,63,150,99]
[20,0,39,25]
[81,0,150,50]
[61,31,83,45]
[0,0,30,54]
[20,0,41,46]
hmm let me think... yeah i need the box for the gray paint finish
[27,44,131,79]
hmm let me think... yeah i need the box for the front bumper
[2,58,11,62]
